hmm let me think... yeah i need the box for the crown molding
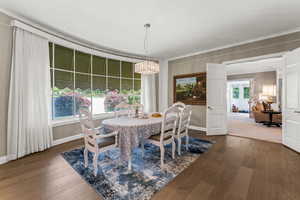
[168,28,300,62]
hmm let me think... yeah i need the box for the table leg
[267,113,273,127]
[141,137,144,158]
[128,155,132,171]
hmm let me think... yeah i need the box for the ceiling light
[134,23,159,74]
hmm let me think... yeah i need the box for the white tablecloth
[102,117,163,161]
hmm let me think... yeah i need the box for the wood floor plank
[0,130,299,200]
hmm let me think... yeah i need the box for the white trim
[168,28,300,61]
[189,125,207,132]
[223,52,286,65]
[0,156,7,165]
[52,133,84,146]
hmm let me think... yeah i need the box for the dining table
[102,115,166,171]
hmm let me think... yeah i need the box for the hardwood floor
[0,130,299,200]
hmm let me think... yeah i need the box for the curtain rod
[12,20,156,62]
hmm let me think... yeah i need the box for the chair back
[160,106,180,142]
[178,105,192,136]
[173,102,186,111]
[114,102,131,118]
[79,108,97,148]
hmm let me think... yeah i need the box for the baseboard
[189,125,207,132]
[0,135,84,165]
[0,156,7,165]
[52,133,84,146]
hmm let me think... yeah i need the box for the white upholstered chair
[175,105,192,155]
[114,102,131,118]
[79,108,118,176]
[146,106,180,169]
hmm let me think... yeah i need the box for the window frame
[49,43,141,124]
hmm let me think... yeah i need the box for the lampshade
[134,61,159,74]
[134,23,160,74]
[262,85,276,96]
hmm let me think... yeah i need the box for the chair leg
[93,152,99,176]
[177,137,181,156]
[84,148,88,168]
[172,140,176,159]
[186,135,189,151]
[160,147,165,169]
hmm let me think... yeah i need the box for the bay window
[49,42,141,120]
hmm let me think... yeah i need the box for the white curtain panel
[141,74,157,113]
[7,27,53,160]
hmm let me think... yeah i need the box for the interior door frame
[222,52,286,143]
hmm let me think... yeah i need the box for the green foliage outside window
[233,88,239,99]
[244,87,250,99]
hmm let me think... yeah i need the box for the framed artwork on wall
[173,72,207,105]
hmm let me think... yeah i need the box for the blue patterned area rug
[62,137,213,200]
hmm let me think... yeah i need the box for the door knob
[208,106,214,110]
[294,111,300,114]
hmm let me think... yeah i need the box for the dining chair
[173,101,186,111]
[79,108,118,176]
[147,106,180,169]
[114,102,131,118]
[175,105,192,155]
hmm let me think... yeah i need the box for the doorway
[225,56,283,143]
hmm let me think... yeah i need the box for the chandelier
[134,23,159,74]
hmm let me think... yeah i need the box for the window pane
[75,74,91,114]
[92,76,106,115]
[121,61,133,78]
[233,88,239,99]
[108,59,120,77]
[134,72,141,79]
[93,56,106,75]
[75,51,91,73]
[55,45,74,70]
[53,70,74,119]
[49,43,53,67]
[134,79,141,91]
[93,76,106,91]
[108,77,120,91]
[133,79,141,104]
[244,87,250,99]
[121,79,133,91]
[54,70,74,89]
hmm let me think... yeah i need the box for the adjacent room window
[243,87,250,99]
[49,43,141,120]
[232,87,239,99]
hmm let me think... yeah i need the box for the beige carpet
[228,113,282,143]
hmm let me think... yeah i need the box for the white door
[206,63,228,135]
[283,48,300,152]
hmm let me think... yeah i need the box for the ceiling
[226,57,283,75]
[1,0,300,59]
